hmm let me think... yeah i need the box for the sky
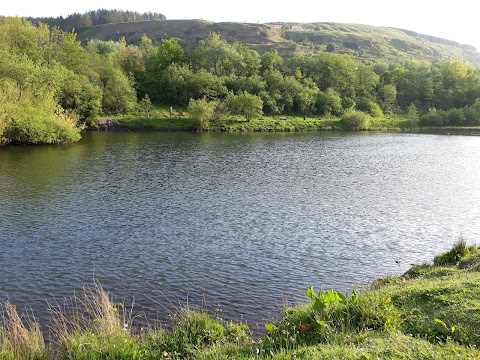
[3,0,479,51]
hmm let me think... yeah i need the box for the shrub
[339,110,371,130]
[2,103,81,145]
[419,108,444,126]
[356,98,383,117]
[187,97,216,132]
[433,239,473,266]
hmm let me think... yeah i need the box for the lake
[1,131,480,332]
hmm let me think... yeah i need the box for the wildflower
[297,323,310,331]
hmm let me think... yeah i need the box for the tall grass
[0,302,46,360]
[144,308,251,359]
[48,282,141,360]
[2,241,480,359]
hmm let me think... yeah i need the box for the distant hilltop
[27,11,480,65]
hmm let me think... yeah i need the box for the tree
[227,91,263,121]
[99,64,137,114]
[294,78,320,115]
[377,84,397,114]
[260,50,283,74]
[139,94,153,117]
[225,75,266,96]
[191,32,243,76]
[402,103,419,128]
[317,88,343,116]
[187,97,216,132]
[293,53,358,99]
[154,38,185,72]
[157,65,228,106]
[57,72,103,122]
[233,43,260,77]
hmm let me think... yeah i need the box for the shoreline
[89,116,480,134]
[2,241,480,359]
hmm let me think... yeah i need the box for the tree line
[28,9,166,32]
[2,17,480,144]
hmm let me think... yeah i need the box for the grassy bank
[91,108,464,133]
[92,114,336,133]
[2,241,480,359]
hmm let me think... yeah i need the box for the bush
[419,108,444,126]
[187,97,216,132]
[356,98,383,117]
[433,239,472,266]
[3,103,81,145]
[339,111,371,130]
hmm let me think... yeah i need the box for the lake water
[1,131,480,332]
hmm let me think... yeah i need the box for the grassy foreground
[2,241,480,359]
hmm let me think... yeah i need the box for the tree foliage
[187,98,217,132]
[3,17,480,145]
[0,17,140,145]
[339,111,371,130]
[29,9,166,32]
[227,91,263,121]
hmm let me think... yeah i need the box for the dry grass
[48,281,128,348]
[0,301,45,359]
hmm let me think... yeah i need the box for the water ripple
[1,131,480,331]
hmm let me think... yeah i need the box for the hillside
[75,19,480,65]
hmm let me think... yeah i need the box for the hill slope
[75,19,480,65]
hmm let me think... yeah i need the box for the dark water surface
[1,131,480,331]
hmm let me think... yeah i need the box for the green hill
[75,19,480,65]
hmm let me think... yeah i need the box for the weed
[433,239,476,266]
[144,309,250,359]
[263,286,400,353]
[0,302,46,360]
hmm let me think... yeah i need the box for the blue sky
[3,0,479,51]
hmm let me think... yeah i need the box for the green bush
[187,97,216,132]
[339,110,371,130]
[356,98,383,117]
[3,103,81,144]
[433,239,473,266]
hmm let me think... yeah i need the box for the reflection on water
[1,131,480,332]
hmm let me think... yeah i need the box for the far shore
[88,115,480,135]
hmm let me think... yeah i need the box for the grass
[91,108,415,133]
[2,241,480,359]
[110,116,195,131]
[0,302,45,360]
[95,112,350,133]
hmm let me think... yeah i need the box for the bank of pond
[1,240,480,359]
[102,114,480,135]
[4,106,480,146]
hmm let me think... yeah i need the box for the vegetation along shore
[1,240,479,359]
[3,11,480,145]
